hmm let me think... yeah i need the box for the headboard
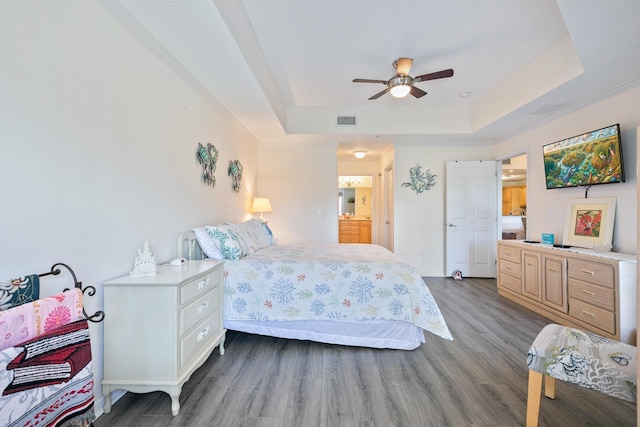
[177,230,204,260]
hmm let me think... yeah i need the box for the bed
[177,221,452,350]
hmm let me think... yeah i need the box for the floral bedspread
[223,243,452,341]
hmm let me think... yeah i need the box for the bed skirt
[225,319,425,350]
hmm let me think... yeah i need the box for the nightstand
[102,260,226,416]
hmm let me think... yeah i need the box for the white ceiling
[98,0,640,158]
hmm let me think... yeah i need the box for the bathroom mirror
[338,176,372,217]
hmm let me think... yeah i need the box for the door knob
[447,223,457,227]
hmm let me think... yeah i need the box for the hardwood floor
[95,277,636,426]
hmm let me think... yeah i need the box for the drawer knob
[198,301,210,314]
[197,325,210,342]
[582,290,595,298]
[198,277,210,290]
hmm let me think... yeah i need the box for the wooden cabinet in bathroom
[339,219,371,243]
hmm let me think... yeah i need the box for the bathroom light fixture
[353,150,367,159]
[250,197,272,222]
[339,177,361,187]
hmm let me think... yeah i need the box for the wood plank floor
[95,277,636,426]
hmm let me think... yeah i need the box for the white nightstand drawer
[181,312,220,367]
[180,290,219,335]
[181,271,220,305]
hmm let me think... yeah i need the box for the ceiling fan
[353,58,454,100]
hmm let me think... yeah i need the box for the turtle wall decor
[196,143,219,188]
[228,160,243,193]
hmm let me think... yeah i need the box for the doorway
[500,153,528,240]
[338,176,373,244]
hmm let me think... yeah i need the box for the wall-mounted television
[543,123,625,189]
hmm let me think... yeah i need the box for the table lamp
[251,197,272,222]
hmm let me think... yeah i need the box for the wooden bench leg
[544,375,556,399]
[526,370,543,427]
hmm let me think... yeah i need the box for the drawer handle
[198,277,210,290]
[197,325,210,342]
[548,268,557,272]
[581,269,595,276]
[526,262,534,266]
[505,251,512,256]
[582,310,595,318]
[198,301,210,314]
[581,290,595,298]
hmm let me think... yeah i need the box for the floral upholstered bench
[526,323,636,427]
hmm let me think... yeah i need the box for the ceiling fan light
[353,150,367,159]
[390,84,411,98]
[388,75,413,98]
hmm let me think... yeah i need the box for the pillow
[0,274,40,311]
[238,219,270,250]
[261,221,276,246]
[192,227,225,260]
[205,224,249,260]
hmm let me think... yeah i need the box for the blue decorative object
[196,143,219,188]
[401,163,437,193]
[228,160,243,193]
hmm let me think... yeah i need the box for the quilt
[0,319,94,427]
[224,243,452,340]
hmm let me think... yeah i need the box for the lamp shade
[353,150,367,159]
[251,198,272,213]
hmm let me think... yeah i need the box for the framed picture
[562,197,616,249]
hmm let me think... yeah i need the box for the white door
[445,160,498,278]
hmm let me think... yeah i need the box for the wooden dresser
[339,219,371,243]
[497,240,637,344]
[102,260,226,416]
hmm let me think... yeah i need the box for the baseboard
[93,390,126,419]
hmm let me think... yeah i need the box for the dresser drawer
[499,272,522,293]
[498,245,521,264]
[340,221,360,231]
[568,260,614,288]
[180,290,219,335]
[499,259,521,278]
[180,311,221,368]
[568,280,614,311]
[181,271,220,305]
[569,299,615,334]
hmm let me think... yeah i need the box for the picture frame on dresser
[562,197,616,249]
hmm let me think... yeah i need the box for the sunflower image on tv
[574,209,602,237]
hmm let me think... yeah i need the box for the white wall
[257,142,338,243]
[392,145,492,276]
[0,1,257,414]
[492,87,639,254]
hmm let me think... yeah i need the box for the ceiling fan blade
[369,88,389,100]
[395,57,413,76]
[414,68,454,82]
[410,86,427,98]
[353,78,388,84]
